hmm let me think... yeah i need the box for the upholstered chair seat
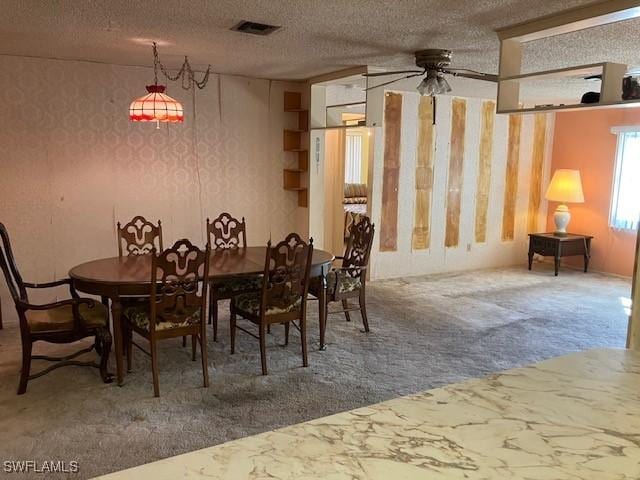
[325,271,362,296]
[233,291,301,317]
[25,302,108,333]
[213,275,262,296]
[123,303,201,332]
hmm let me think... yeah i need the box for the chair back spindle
[206,213,247,250]
[117,216,163,256]
[342,216,375,278]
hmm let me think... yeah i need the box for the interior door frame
[627,225,640,349]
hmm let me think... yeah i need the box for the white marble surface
[96,348,640,479]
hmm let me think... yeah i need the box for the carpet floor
[0,265,631,479]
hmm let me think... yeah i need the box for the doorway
[322,125,373,256]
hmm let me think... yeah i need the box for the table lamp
[545,169,584,236]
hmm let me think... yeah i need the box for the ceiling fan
[364,49,498,95]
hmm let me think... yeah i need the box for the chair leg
[342,299,352,322]
[125,325,133,372]
[259,323,267,375]
[319,294,327,350]
[284,321,290,346]
[230,307,236,354]
[191,335,197,361]
[359,289,370,333]
[300,316,308,368]
[182,336,187,348]
[97,327,113,383]
[200,333,209,388]
[17,338,32,395]
[208,287,214,325]
[212,297,218,342]
[150,338,160,397]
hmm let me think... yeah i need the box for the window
[610,129,640,231]
[345,134,363,184]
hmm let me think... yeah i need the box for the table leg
[318,267,327,351]
[554,254,560,277]
[110,297,125,386]
[583,238,590,273]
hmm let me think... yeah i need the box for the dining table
[69,247,335,386]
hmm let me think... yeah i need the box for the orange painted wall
[548,108,640,277]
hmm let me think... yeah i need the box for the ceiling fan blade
[365,73,424,91]
[444,70,498,83]
[364,70,423,77]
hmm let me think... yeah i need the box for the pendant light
[129,43,211,128]
[129,85,183,128]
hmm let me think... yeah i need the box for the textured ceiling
[1,0,639,99]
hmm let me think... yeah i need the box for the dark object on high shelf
[580,91,600,104]
[528,233,593,276]
[623,77,640,100]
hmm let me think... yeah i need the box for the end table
[528,233,593,276]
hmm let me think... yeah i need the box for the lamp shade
[129,85,183,123]
[545,169,584,203]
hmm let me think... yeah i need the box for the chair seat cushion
[123,302,201,331]
[325,270,362,295]
[26,301,108,333]
[213,275,262,296]
[233,292,301,317]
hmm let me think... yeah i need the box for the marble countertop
[96,348,640,479]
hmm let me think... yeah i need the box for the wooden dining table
[69,247,334,386]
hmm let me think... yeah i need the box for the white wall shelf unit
[495,0,640,114]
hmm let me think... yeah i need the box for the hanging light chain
[152,42,211,90]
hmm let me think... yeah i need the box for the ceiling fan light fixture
[416,70,451,96]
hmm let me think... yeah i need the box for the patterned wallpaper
[0,56,305,321]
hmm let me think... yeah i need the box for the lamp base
[553,204,571,236]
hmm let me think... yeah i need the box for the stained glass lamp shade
[129,85,183,126]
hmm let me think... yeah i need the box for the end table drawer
[531,237,556,256]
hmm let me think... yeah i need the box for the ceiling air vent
[231,21,280,36]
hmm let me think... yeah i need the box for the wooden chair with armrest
[0,223,112,394]
[309,216,375,348]
[230,233,313,375]
[121,239,211,397]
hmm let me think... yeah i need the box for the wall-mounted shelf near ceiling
[283,91,309,208]
[497,61,634,114]
[495,1,640,115]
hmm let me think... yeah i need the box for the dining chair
[122,239,211,397]
[206,213,261,341]
[116,215,163,256]
[230,233,313,375]
[0,223,112,394]
[116,215,189,346]
[309,216,375,345]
